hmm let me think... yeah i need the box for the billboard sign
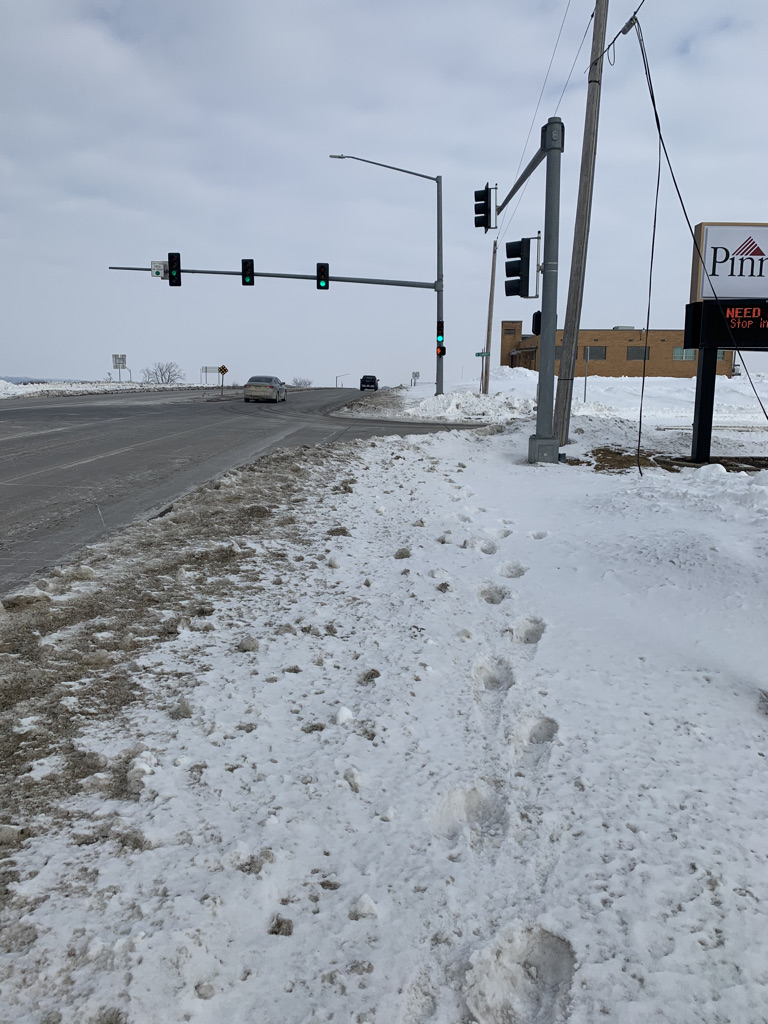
[690,222,768,301]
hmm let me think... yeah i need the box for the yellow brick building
[499,321,735,377]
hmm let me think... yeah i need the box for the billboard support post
[685,296,768,462]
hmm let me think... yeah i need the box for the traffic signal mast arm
[108,265,437,290]
[496,124,555,218]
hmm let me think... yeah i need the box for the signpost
[218,364,228,397]
[112,354,127,383]
[684,296,768,462]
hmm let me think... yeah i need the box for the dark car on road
[360,376,379,391]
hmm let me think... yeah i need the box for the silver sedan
[243,376,287,403]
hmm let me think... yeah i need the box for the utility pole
[482,240,498,395]
[553,0,610,446]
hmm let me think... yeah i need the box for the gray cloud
[2,0,767,385]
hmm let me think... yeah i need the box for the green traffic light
[320,281,326,287]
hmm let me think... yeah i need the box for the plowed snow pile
[2,388,768,1023]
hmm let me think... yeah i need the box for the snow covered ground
[341,365,768,430]
[1,370,768,1024]
[0,380,208,400]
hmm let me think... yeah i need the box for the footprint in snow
[498,561,527,579]
[477,582,509,605]
[431,784,509,850]
[473,656,516,692]
[530,530,548,540]
[473,656,515,730]
[509,615,546,645]
[477,539,498,555]
[517,716,560,778]
[528,717,558,744]
[465,925,575,1024]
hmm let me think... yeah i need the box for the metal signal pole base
[528,435,560,465]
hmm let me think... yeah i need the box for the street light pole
[330,154,445,395]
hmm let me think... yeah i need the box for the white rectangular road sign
[112,354,127,369]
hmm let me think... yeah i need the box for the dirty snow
[1,372,768,1024]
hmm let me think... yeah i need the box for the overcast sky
[2,0,767,387]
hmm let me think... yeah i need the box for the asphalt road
[0,387,451,598]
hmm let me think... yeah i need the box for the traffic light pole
[529,118,564,465]
[436,174,444,396]
[330,154,445,395]
[496,117,564,464]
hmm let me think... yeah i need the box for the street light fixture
[329,153,445,396]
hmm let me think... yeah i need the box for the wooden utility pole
[482,240,498,395]
[553,0,610,445]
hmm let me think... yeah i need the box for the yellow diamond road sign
[218,365,228,375]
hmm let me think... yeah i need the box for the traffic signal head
[474,184,493,232]
[168,252,181,287]
[316,262,330,290]
[436,321,445,356]
[504,238,531,297]
[242,258,254,286]
[532,310,542,335]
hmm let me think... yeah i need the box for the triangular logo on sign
[732,236,766,258]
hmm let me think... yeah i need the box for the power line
[555,14,595,114]
[629,17,768,435]
[498,0,578,241]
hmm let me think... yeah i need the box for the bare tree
[291,376,313,388]
[141,361,185,384]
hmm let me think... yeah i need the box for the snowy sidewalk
[1,415,768,1023]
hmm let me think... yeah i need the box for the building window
[673,347,696,361]
[627,346,650,360]
[717,349,725,361]
[583,346,606,360]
